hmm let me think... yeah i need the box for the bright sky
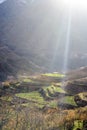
[62,0,87,11]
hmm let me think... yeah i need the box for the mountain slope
[67,66,87,80]
[0,43,44,81]
[0,0,87,76]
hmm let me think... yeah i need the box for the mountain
[67,66,87,80]
[0,42,45,81]
[0,0,87,79]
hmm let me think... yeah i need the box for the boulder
[74,92,87,107]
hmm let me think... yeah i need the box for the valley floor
[0,73,87,130]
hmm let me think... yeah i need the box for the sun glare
[63,0,87,10]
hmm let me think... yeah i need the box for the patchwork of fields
[0,72,87,130]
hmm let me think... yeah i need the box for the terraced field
[0,72,87,130]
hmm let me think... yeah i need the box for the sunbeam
[49,16,67,72]
[62,4,72,74]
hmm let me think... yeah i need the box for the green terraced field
[59,96,77,106]
[43,85,65,93]
[16,91,47,108]
[42,73,65,78]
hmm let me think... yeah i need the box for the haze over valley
[0,0,87,79]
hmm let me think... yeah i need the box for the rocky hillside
[66,66,87,80]
[0,42,44,81]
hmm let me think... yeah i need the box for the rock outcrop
[74,92,87,107]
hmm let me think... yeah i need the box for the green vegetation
[1,96,13,102]
[0,71,87,130]
[42,73,65,78]
[49,100,58,108]
[73,120,83,130]
[60,96,77,106]
[16,91,43,102]
[38,85,66,101]
[78,92,87,100]
[15,85,66,109]
[22,78,33,83]
[42,85,66,97]
[44,85,65,93]
[16,91,46,108]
